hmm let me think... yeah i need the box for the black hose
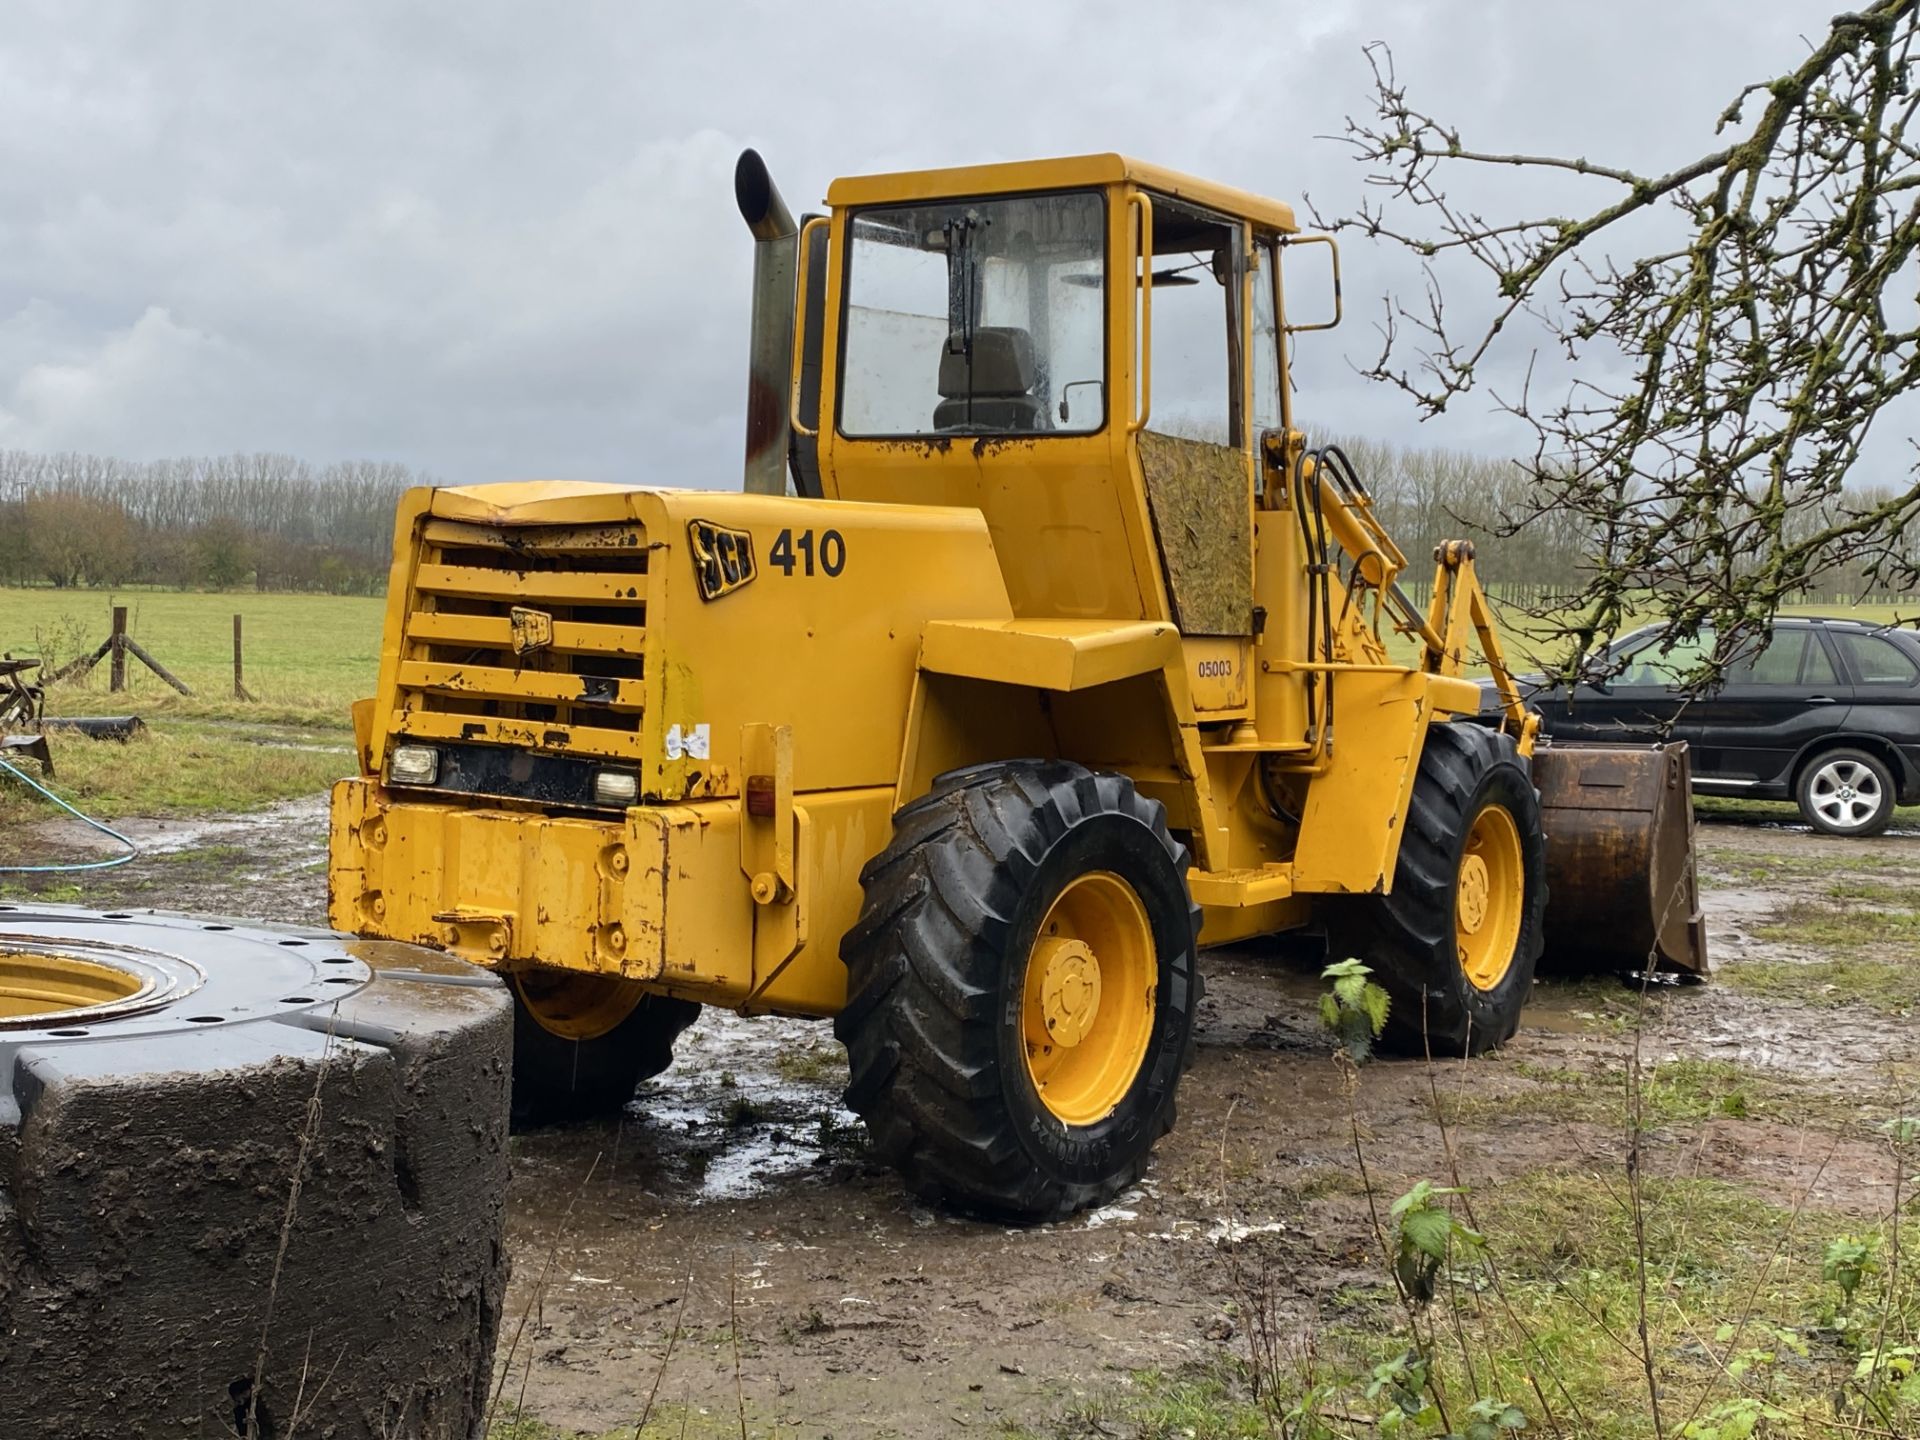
[1306,454,1335,747]
[1293,446,1339,750]
[1292,448,1320,741]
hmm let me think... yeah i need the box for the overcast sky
[0,2,1848,485]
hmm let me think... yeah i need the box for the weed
[773,1045,845,1086]
[1320,958,1390,1061]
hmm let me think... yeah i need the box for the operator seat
[933,326,1042,432]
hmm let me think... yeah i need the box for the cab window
[1140,199,1242,445]
[839,191,1105,437]
[1250,240,1282,437]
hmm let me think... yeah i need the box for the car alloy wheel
[1807,756,1887,832]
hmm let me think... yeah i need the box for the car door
[1829,627,1920,772]
[1554,628,1708,744]
[1684,625,1843,786]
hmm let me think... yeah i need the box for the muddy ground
[7,800,1917,1438]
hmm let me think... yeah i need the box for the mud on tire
[835,760,1202,1223]
[0,905,511,1440]
[510,983,701,1128]
[1325,721,1547,1057]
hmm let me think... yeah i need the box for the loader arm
[1420,541,1540,756]
[1289,445,1702,976]
[1290,445,1535,750]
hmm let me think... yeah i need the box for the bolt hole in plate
[0,908,374,1040]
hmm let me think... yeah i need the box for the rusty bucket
[1532,741,1709,977]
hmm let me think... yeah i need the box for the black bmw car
[1494,616,1920,836]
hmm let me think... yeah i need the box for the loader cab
[805,156,1314,723]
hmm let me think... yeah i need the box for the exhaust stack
[735,149,799,496]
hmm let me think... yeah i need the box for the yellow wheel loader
[328,150,1705,1221]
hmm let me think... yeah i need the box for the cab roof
[826,154,1300,234]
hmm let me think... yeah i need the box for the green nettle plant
[1365,1350,1436,1435]
[1453,1396,1530,1440]
[1681,1396,1788,1440]
[1823,1235,1879,1319]
[1320,957,1391,1061]
[1389,1180,1484,1306]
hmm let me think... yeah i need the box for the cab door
[1130,192,1255,714]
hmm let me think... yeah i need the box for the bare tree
[1318,0,1920,678]
[23,493,135,588]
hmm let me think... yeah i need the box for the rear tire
[1325,722,1546,1056]
[0,906,510,1439]
[510,973,700,1128]
[836,761,1201,1222]
[1796,747,1896,837]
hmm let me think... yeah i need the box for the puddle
[1703,813,1920,840]
[513,1008,860,1208]
[23,794,329,866]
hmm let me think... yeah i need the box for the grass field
[0,586,378,834]
[0,585,1911,833]
[1,586,385,728]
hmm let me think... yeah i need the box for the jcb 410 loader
[329,151,1705,1220]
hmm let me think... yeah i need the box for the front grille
[392,518,650,760]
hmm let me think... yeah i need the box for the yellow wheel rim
[514,971,647,1041]
[1021,871,1157,1126]
[0,950,146,1021]
[1456,803,1525,992]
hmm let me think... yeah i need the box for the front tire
[510,972,700,1128]
[1796,747,1896,837]
[836,761,1201,1222]
[1325,722,1546,1056]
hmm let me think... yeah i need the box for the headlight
[389,744,440,785]
[593,769,639,807]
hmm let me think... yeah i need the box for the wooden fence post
[109,606,128,693]
[233,615,254,702]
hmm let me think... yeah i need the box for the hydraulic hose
[0,755,140,873]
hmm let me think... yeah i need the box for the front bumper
[326,777,888,1016]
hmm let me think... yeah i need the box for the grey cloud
[0,1,1845,482]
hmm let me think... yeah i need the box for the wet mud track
[10,801,1919,1437]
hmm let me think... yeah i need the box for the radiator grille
[393,519,650,759]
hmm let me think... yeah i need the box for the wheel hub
[1034,937,1103,1048]
[1456,854,1491,935]
[1454,804,1525,993]
[1020,870,1159,1128]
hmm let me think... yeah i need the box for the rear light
[745,775,776,817]
[593,770,639,807]
[389,744,439,785]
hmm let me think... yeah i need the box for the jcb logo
[688,519,756,602]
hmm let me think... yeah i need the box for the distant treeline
[0,442,1912,605]
[0,451,425,593]
[1327,436,1920,611]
